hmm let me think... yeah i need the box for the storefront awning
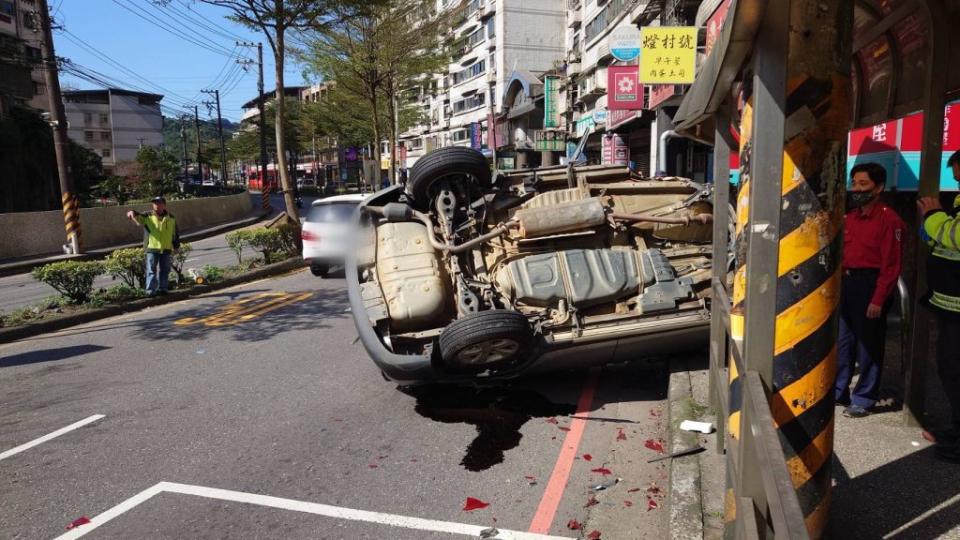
[672,0,765,137]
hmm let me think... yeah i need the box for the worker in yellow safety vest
[918,149,960,462]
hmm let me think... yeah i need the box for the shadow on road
[128,287,350,343]
[0,344,111,368]
[402,357,671,472]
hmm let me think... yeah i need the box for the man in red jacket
[836,163,905,417]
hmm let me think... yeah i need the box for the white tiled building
[0,0,49,112]
[398,0,567,169]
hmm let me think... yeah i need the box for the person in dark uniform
[918,149,960,462]
[835,163,904,418]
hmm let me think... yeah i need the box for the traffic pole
[37,0,80,254]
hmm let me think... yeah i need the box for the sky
[53,0,312,122]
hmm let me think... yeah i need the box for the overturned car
[346,147,722,384]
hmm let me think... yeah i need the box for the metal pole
[203,89,229,186]
[709,110,733,456]
[903,1,949,427]
[257,43,269,210]
[37,0,80,254]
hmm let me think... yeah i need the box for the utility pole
[202,89,228,185]
[238,41,269,211]
[179,116,189,183]
[193,105,203,182]
[36,0,80,254]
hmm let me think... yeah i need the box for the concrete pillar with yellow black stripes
[61,192,82,254]
[727,1,853,538]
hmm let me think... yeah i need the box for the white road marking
[0,414,105,461]
[54,481,574,540]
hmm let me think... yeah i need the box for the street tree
[307,0,452,184]
[133,146,181,198]
[190,0,367,221]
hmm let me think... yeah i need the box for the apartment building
[399,0,567,169]
[63,88,164,175]
[0,0,48,111]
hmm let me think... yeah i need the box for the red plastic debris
[368,464,379,469]
[559,427,571,432]
[333,417,344,422]
[616,428,627,441]
[524,475,536,481]
[583,453,593,461]
[566,519,583,530]
[66,517,91,530]
[590,467,613,476]
[624,500,634,507]
[463,497,491,511]
[587,530,602,539]
[644,439,665,453]
[648,498,659,511]
[627,488,641,493]
[410,458,418,462]
[584,495,600,508]
[545,417,559,424]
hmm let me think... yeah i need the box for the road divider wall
[0,193,253,260]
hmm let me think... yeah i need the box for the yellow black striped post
[724,2,852,538]
[261,181,271,212]
[61,191,82,253]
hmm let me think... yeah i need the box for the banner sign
[647,84,676,110]
[640,27,697,84]
[544,76,561,128]
[847,100,960,191]
[470,122,482,150]
[609,26,642,62]
[705,0,732,56]
[608,109,642,130]
[534,130,565,152]
[608,66,644,111]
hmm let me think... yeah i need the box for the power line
[157,0,248,43]
[59,29,198,107]
[110,0,237,57]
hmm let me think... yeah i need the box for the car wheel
[439,310,533,371]
[406,147,490,209]
[310,264,329,277]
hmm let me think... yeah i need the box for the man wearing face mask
[836,163,904,418]
[918,149,960,462]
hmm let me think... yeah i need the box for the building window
[84,131,94,142]
[584,0,629,43]
[452,60,485,85]
[0,1,14,17]
[83,113,92,125]
[99,113,109,125]
[101,149,111,158]
[486,17,495,39]
[32,81,46,95]
[452,93,485,114]
[100,131,111,141]
[452,129,469,142]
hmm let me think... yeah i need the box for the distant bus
[247,169,278,191]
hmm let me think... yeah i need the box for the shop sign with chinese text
[640,27,697,84]
[608,66,644,111]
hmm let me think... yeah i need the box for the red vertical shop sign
[705,0,732,56]
[608,66,644,111]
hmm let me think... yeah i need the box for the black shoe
[843,405,870,418]
[836,395,851,407]
[926,428,960,446]
[934,442,960,464]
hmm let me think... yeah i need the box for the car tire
[439,310,533,371]
[310,264,329,277]
[406,147,491,208]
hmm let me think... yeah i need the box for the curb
[0,256,304,344]
[0,211,272,278]
[668,359,705,539]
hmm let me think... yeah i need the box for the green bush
[32,260,104,304]
[225,230,252,265]
[90,283,147,306]
[104,247,146,288]
[201,264,224,283]
[172,242,193,285]
[247,228,285,264]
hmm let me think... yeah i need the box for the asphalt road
[0,193,317,315]
[0,270,673,539]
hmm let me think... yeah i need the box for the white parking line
[55,481,574,540]
[0,414,105,461]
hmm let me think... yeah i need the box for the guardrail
[709,279,810,539]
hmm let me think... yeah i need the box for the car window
[307,202,358,223]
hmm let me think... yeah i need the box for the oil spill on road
[407,385,576,472]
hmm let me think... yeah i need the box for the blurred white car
[302,194,366,277]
